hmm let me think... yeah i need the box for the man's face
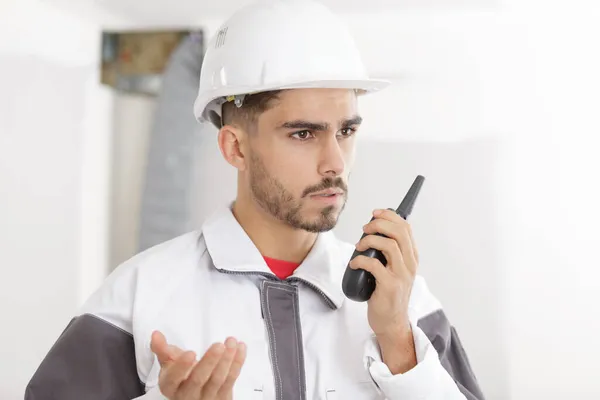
[245,88,361,232]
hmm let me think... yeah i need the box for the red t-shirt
[263,256,300,280]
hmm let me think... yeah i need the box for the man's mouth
[311,189,344,197]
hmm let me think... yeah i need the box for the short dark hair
[221,90,282,130]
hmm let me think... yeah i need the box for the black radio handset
[342,175,425,302]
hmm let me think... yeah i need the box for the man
[25,1,485,399]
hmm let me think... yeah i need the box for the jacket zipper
[217,269,337,309]
[286,277,337,310]
[216,268,334,400]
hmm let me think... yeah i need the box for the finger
[219,341,247,395]
[202,338,238,398]
[364,217,417,274]
[159,351,197,397]
[178,342,225,398]
[166,344,185,360]
[356,234,404,274]
[349,255,389,283]
[151,331,187,365]
[373,208,406,224]
[363,218,403,243]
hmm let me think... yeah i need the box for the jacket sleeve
[362,277,485,400]
[24,256,159,399]
[24,314,152,400]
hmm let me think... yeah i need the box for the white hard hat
[194,0,390,127]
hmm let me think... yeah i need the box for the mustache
[302,177,348,197]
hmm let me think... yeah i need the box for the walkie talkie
[342,175,425,302]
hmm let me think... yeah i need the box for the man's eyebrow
[278,120,329,131]
[277,115,362,131]
[342,115,363,127]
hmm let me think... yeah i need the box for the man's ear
[218,124,248,171]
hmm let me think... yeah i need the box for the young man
[26,1,485,399]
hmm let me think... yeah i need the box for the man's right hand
[150,331,247,400]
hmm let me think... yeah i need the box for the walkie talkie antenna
[396,175,425,219]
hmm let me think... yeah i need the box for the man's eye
[291,131,313,140]
[339,127,357,137]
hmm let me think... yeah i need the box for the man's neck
[231,198,317,264]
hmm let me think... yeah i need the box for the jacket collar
[201,203,348,309]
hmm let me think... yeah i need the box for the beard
[248,153,348,233]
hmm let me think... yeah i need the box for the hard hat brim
[194,77,391,123]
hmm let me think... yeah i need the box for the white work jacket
[25,204,484,400]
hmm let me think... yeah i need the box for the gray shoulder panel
[25,313,145,400]
[418,309,486,400]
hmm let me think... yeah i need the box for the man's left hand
[349,208,419,373]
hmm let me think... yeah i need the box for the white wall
[496,3,600,399]
[0,55,83,398]
[109,94,156,268]
[0,1,114,398]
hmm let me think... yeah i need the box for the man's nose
[318,135,345,177]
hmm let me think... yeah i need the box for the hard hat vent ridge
[215,27,228,49]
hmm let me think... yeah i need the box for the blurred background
[1,0,599,399]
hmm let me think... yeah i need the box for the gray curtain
[137,32,205,252]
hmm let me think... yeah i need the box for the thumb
[151,331,177,367]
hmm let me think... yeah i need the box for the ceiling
[50,0,498,28]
